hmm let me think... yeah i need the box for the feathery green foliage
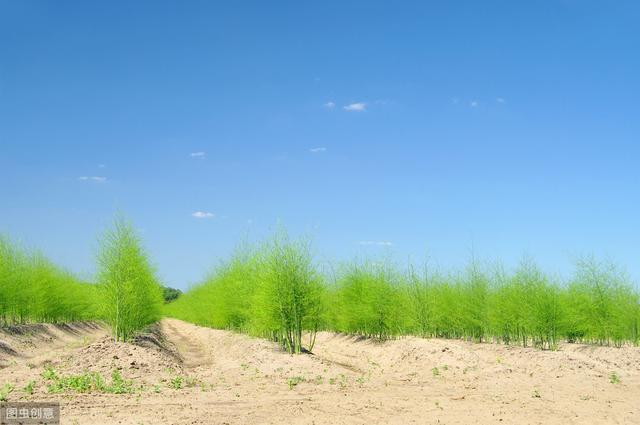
[563,258,639,347]
[168,234,640,351]
[5,220,637,353]
[166,233,325,353]
[165,247,259,330]
[0,235,97,325]
[330,260,408,339]
[251,233,324,353]
[489,260,563,349]
[96,218,163,341]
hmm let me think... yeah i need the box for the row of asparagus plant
[166,233,640,352]
[2,222,638,351]
[0,218,163,341]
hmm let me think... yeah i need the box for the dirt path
[0,319,638,424]
[161,320,211,369]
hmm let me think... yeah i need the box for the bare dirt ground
[1,319,639,424]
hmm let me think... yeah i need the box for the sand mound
[0,322,104,368]
[1,318,638,424]
[67,335,183,383]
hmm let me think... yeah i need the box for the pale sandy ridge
[0,318,638,424]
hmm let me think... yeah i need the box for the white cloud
[98,164,106,168]
[343,102,366,112]
[496,97,506,103]
[358,241,394,247]
[470,101,478,107]
[324,101,335,108]
[190,152,206,158]
[309,147,327,153]
[78,176,107,183]
[192,211,215,219]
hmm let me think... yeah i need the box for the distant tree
[162,286,182,303]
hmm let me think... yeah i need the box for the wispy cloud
[358,241,394,247]
[190,152,206,158]
[496,97,506,104]
[78,176,107,183]
[324,101,335,109]
[192,211,215,219]
[309,147,327,153]
[343,102,366,112]
[470,101,479,107]
[98,164,106,169]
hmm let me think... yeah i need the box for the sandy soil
[0,319,638,424]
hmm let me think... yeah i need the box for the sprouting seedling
[0,384,14,402]
[41,365,58,381]
[23,381,35,395]
[609,372,621,384]
[287,376,305,390]
[169,376,184,390]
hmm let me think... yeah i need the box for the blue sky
[1,1,639,289]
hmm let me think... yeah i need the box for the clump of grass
[96,217,163,342]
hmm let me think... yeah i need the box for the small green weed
[169,376,183,390]
[41,365,58,381]
[43,367,133,394]
[287,376,305,390]
[609,372,621,384]
[109,370,133,394]
[0,384,14,402]
[23,380,35,395]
